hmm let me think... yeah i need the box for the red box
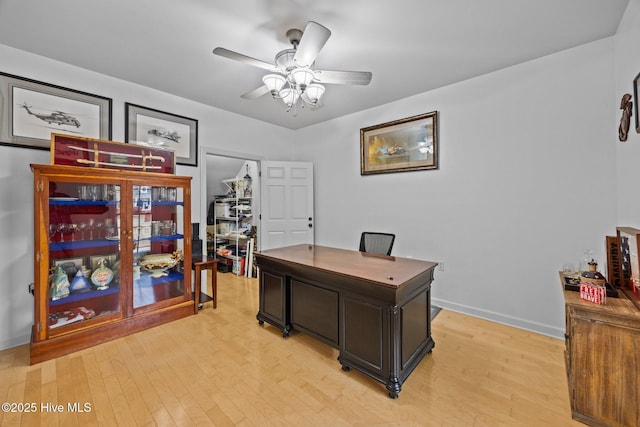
[233,258,245,276]
[580,282,606,304]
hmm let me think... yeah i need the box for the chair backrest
[359,232,395,256]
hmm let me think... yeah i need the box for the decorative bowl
[139,250,183,278]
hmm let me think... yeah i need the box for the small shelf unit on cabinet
[30,163,193,364]
[213,177,254,276]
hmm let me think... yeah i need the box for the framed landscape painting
[125,103,198,167]
[360,111,438,175]
[0,71,112,150]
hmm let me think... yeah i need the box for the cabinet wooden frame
[30,163,193,364]
[563,287,640,426]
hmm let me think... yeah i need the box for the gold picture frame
[360,111,438,175]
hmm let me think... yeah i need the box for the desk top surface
[256,244,437,288]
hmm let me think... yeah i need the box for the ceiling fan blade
[241,85,270,100]
[213,47,275,71]
[294,21,331,67]
[314,70,372,85]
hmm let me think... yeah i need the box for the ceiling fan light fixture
[275,49,296,72]
[291,67,315,91]
[213,21,372,115]
[262,74,286,96]
[279,87,299,108]
[301,83,325,105]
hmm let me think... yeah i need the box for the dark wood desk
[255,244,438,398]
[192,256,218,314]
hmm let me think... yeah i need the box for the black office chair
[359,232,395,256]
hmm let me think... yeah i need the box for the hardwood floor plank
[0,273,584,426]
[20,367,40,427]
[109,351,155,426]
[67,356,99,425]
[102,367,137,426]
[80,350,117,426]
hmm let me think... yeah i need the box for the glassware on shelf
[94,221,104,240]
[152,221,161,236]
[104,218,117,239]
[87,184,100,201]
[78,222,88,240]
[57,223,67,242]
[78,185,89,200]
[68,223,78,241]
[160,220,175,236]
[49,224,57,242]
[579,250,593,273]
[88,219,95,240]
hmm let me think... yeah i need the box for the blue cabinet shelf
[50,284,120,307]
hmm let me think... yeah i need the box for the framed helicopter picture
[0,71,112,150]
[125,103,198,167]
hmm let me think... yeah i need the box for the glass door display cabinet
[30,164,192,364]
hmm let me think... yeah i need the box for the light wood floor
[0,273,582,426]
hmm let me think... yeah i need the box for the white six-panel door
[260,161,314,250]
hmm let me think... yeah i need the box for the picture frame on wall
[125,103,198,167]
[360,111,438,175]
[634,72,640,133]
[0,71,112,150]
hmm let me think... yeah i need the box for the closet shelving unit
[213,176,254,276]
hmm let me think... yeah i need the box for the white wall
[294,38,618,338]
[616,0,640,224]
[0,44,295,350]
[1,10,633,349]
[206,156,246,198]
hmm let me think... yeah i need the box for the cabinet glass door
[47,181,122,334]
[133,185,185,310]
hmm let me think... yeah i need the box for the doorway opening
[199,147,315,283]
[203,152,259,278]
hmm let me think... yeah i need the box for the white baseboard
[0,334,30,352]
[432,298,565,340]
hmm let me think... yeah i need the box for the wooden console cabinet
[30,164,192,364]
[563,288,640,426]
[255,244,438,398]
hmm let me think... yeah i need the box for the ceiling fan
[213,21,372,111]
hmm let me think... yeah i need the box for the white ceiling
[0,0,629,130]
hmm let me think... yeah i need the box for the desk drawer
[291,279,339,346]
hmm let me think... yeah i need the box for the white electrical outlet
[438,262,445,272]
